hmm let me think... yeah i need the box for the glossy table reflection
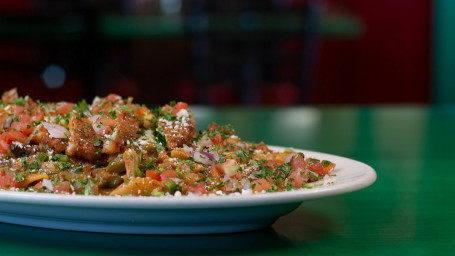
[1,106,454,256]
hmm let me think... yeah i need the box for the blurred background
[0,0,451,106]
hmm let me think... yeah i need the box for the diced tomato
[171,102,188,116]
[93,116,116,136]
[146,170,161,181]
[6,131,28,143]
[263,160,281,169]
[26,97,36,105]
[291,154,306,171]
[9,114,33,135]
[92,105,101,113]
[308,162,325,175]
[0,131,28,154]
[211,134,224,146]
[1,88,18,103]
[251,178,272,192]
[0,171,19,189]
[34,181,43,190]
[98,116,116,127]
[53,181,71,194]
[208,164,223,178]
[92,185,99,195]
[31,108,45,122]
[323,163,336,174]
[134,107,150,117]
[160,170,179,183]
[233,173,243,180]
[207,122,220,132]
[14,102,45,122]
[0,140,9,154]
[288,170,307,188]
[188,183,207,194]
[255,141,270,152]
[12,105,24,116]
[163,104,172,112]
[106,94,122,102]
[9,105,36,135]
[56,102,73,115]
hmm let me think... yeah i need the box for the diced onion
[89,115,109,135]
[285,153,296,164]
[243,179,251,190]
[223,175,230,182]
[200,151,219,161]
[182,144,194,156]
[3,116,12,129]
[197,135,212,148]
[193,151,219,165]
[83,111,92,117]
[91,96,101,107]
[42,122,69,139]
[88,115,100,123]
[42,179,54,192]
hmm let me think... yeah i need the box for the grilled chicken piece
[30,125,67,153]
[102,110,140,154]
[157,117,196,150]
[66,116,102,160]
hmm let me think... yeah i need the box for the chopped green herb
[93,137,101,147]
[155,130,167,147]
[52,154,69,163]
[11,113,19,122]
[307,158,320,165]
[72,166,83,173]
[151,188,164,197]
[76,99,89,114]
[321,160,333,167]
[95,148,103,155]
[165,180,179,195]
[120,106,133,113]
[143,158,156,170]
[36,153,48,163]
[12,97,26,106]
[29,161,40,170]
[109,110,117,119]
[135,167,144,177]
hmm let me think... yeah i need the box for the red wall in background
[313,0,431,104]
[0,0,431,105]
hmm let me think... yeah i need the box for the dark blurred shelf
[99,15,185,39]
[0,13,361,40]
[0,17,84,41]
[322,14,362,37]
[99,13,361,39]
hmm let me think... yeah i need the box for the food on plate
[0,88,335,196]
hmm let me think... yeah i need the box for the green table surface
[0,105,454,256]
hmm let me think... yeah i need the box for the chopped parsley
[75,99,89,114]
[29,161,40,170]
[93,137,102,147]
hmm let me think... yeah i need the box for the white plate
[0,146,376,234]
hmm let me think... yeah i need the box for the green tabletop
[0,106,453,256]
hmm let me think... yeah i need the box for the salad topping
[0,88,335,196]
